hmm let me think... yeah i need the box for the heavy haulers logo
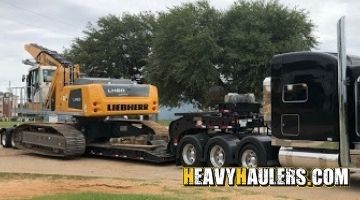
[183,167,349,187]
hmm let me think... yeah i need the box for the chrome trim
[349,150,360,168]
[282,83,308,103]
[350,149,360,154]
[349,168,360,173]
[355,77,360,137]
[354,142,360,149]
[280,114,300,136]
[337,16,350,167]
[272,137,339,150]
[279,147,339,168]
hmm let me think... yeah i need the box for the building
[0,92,18,118]
[0,92,3,117]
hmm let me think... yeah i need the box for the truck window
[282,83,308,103]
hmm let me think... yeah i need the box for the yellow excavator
[23,43,158,116]
[5,44,172,162]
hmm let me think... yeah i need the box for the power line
[0,0,82,29]
[0,0,86,38]
[0,15,78,38]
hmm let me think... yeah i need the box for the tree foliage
[64,13,155,79]
[65,0,317,107]
[145,1,222,106]
[218,0,317,96]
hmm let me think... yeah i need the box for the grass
[157,120,172,126]
[29,192,178,200]
[0,172,95,181]
[0,172,147,183]
[0,121,20,128]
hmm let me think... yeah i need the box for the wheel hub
[10,133,15,148]
[210,145,225,167]
[182,143,196,165]
[1,134,6,146]
[241,149,257,168]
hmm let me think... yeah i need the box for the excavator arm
[24,43,80,110]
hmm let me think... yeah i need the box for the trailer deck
[86,142,175,163]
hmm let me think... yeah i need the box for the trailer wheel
[208,144,227,168]
[1,130,11,148]
[179,135,203,167]
[239,144,264,168]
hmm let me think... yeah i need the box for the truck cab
[271,51,360,168]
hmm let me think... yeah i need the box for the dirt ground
[0,147,360,200]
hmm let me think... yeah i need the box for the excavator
[2,43,173,162]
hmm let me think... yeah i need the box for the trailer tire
[1,129,11,148]
[179,135,204,167]
[238,144,266,167]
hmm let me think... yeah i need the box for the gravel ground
[0,147,360,200]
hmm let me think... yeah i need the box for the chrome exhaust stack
[337,16,350,167]
[279,147,339,168]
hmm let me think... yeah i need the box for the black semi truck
[164,17,360,169]
[164,48,360,168]
[2,17,360,169]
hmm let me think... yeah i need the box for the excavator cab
[25,65,56,103]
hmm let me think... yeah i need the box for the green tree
[219,0,317,96]
[146,0,316,106]
[64,13,155,79]
[145,1,222,107]
[65,0,317,107]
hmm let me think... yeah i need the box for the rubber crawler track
[13,123,86,157]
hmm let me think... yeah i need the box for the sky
[0,0,359,92]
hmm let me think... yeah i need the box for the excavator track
[13,123,86,157]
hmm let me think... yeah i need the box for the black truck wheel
[179,135,204,167]
[238,144,265,167]
[205,134,239,167]
[205,135,239,167]
[1,130,11,148]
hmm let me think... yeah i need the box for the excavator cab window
[26,68,39,102]
[43,69,55,82]
[30,69,39,86]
